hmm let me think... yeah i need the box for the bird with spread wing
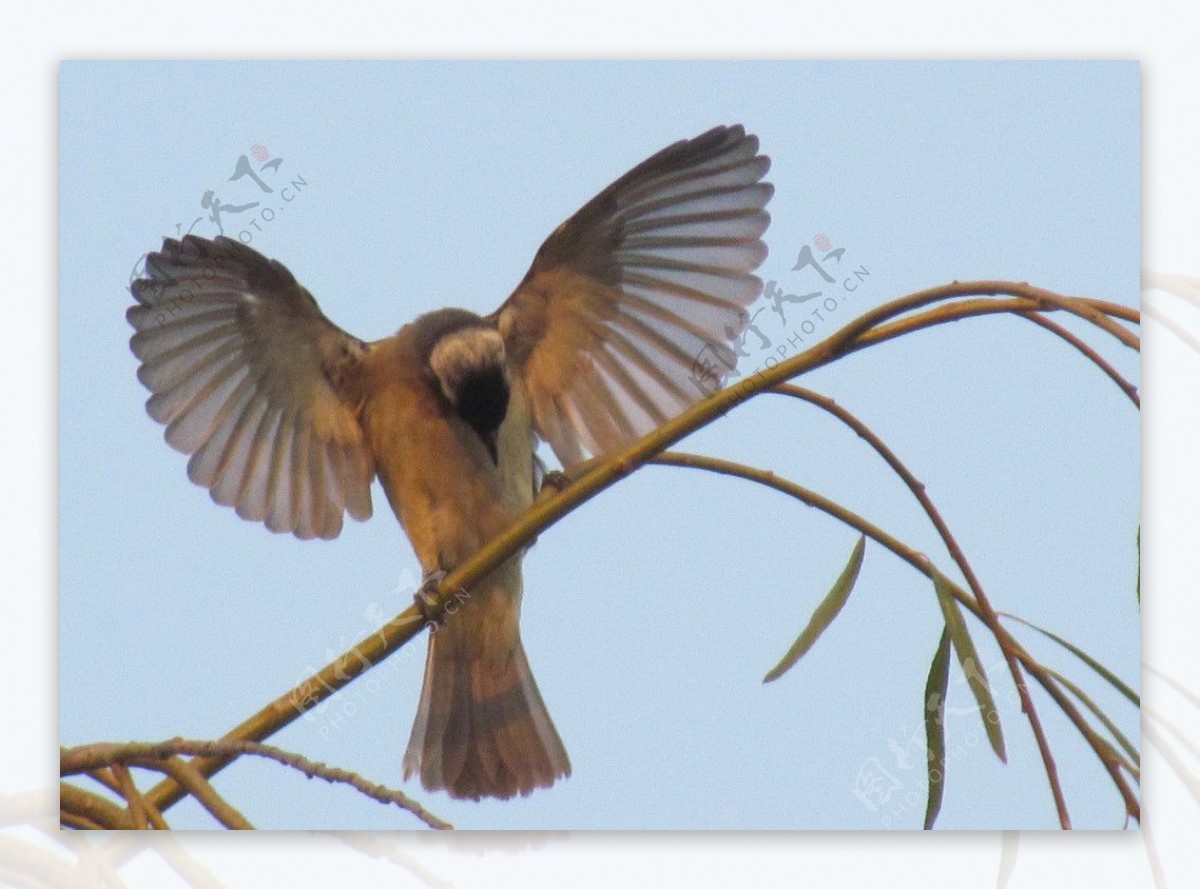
[128,124,773,800]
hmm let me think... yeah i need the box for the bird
[127,124,773,801]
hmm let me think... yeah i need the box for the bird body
[359,313,534,569]
[128,125,773,800]
[360,313,564,798]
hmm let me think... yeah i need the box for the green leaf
[1046,667,1140,771]
[763,536,865,683]
[932,571,1007,763]
[999,612,1139,708]
[923,628,952,830]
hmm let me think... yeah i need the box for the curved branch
[80,765,122,797]
[1043,667,1140,774]
[155,757,253,830]
[1018,313,1139,406]
[110,763,153,830]
[819,282,1137,356]
[59,782,137,831]
[63,738,451,831]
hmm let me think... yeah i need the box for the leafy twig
[649,450,1140,823]
[1043,668,1140,774]
[1003,612,1140,707]
[769,384,1069,827]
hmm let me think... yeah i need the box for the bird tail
[402,574,570,800]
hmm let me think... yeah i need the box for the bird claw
[524,470,576,550]
[539,469,571,496]
[413,572,447,623]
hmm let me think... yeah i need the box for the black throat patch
[454,368,510,464]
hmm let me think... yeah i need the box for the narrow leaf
[763,536,865,683]
[1000,611,1139,707]
[932,571,1007,763]
[1046,667,1140,771]
[923,628,952,829]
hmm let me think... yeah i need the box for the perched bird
[127,124,773,800]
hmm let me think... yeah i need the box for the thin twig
[110,764,148,830]
[1018,313,1139,406]
[769,384,1072,828]
[850,298,1139,358]
[818,282,1137,357]
[62,738,451,830]
[143,800,170,831]
[1005,612,1140,706]
[1038,294,1139,350]
[1043,667,1140,775]
[59,782,137,831]
[82,767,123,797]
[154,758,254,830]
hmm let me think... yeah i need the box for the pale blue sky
[60,61,1139,830]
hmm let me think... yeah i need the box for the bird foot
[538,469,572,496]
[413,571,448,624]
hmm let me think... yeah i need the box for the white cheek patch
[430,327,507,403]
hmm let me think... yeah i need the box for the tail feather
[404,630,570,800]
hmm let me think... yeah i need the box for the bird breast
[359,338,535,572]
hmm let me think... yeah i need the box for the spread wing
[128,235,374,540]
[491,124,773,467]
